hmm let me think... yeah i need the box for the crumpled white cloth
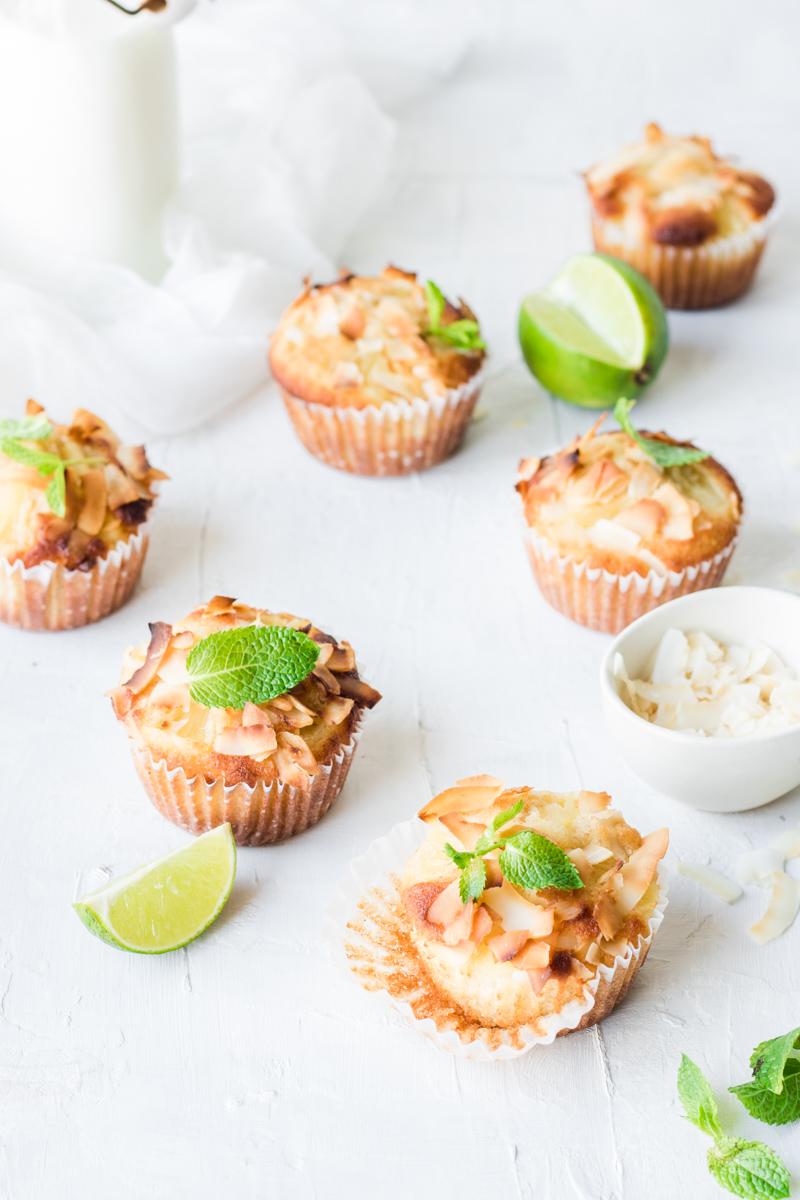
[0,0,475,435]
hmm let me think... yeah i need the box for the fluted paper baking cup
[0,526,149,632]
[130,717,362,846]
[591,213,774,309]
[281,370,484,477]
[524,527,736,634]
[329,818,667,1061]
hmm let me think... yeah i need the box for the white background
[2,2,800,1197]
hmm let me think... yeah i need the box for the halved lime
[519,253,669,408]
[74,824,237,954]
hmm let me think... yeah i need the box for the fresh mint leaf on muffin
[423,279,486,352]
[458,856,487,904]
[499,831,583,892]
[0,422,105,518]
[491,798,525,832]
[443,801,583,904]
[186,625,320,709]
[707,1139,790,1200]
[613,397,709,468]
[677,1054,791,1199]
[730,1029,800,1126]
[0,414,52,441]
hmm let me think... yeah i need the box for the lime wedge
[519,253,668,408]
[74,824,237,954]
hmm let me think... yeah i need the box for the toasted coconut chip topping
[112,598,381,789]
[269,266,485,409]
[585,123,775,245]
[402,782,667,998]
[517,426,740,573]
[0,400,165,570]
[616,629,800,737]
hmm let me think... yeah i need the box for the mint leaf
[707,1138,790,1200]
[613,397,709,468]
[459,856,486,903]
[424,279,446,329]
[0,414,52,441]
[730,1029,800,1125]
[443,842,474,871]
[750,1029,800,1094]
[499,830,584,892]
[423,278,485,352]
[678,1054,724,1140]
[492,799,524,833]
[45,466,66,519]
[731,1062,800,1126]
[186,625,320,709]
[0,438,61,475]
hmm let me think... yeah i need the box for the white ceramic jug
[0,0,195,280]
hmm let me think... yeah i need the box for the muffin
[585,123,776,309]
[343,777,668,1055]
[110,596,381,845]
[269,266,486,476]
[0,400,164,631]
[516,407,742,633]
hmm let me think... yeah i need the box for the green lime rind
[73,824,237,955]
[186,624,320,710]
[518,252,669,409]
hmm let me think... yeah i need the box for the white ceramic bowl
[600,586,800,812]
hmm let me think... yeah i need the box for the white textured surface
[2,3,800,1197]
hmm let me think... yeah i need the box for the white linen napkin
[0,0,474,435]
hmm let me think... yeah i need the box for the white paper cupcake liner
[129,714,363,846]
[524,526,737,634]
[281,368,485,477]
[0,524,149,631]
[329,817,668,1061]
[591,211,775,309]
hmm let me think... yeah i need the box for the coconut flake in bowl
[599,587,800,811]
[615,628,800,737]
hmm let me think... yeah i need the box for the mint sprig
[0,416,103,519]
[678,1054,724,1140]
[442,798,583,903]
[678,1055,790,1199]
[423,280,485,352]
[613,397,709,469]
[186,625,320,710]
[708,1139,791,1200]
[731,1029,800,1126]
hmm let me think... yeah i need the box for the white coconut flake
[749,872,800,944]
[771,827,800,861]
[736,847,784,886]
[616,629,800,737]
[678,862,743,904]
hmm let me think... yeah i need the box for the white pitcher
[0,0,195,280]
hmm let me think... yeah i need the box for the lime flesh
[519,252,669,408]
[74,824,237,954]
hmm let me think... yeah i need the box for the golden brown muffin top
[0,400,164,571]
[516,416,742,576]
[111,596,381,789]
[401,779,667,1019]
[269,266,485,410]
[585,123,775,246]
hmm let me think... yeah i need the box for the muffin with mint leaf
[516,400,741,633]
[269,266,486,476]
[110,596,381,845]
[342,777,668,1056]
[0,401,165,631]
